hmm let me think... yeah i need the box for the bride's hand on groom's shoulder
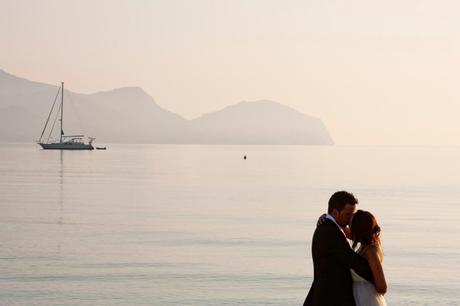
[316,213,327,227]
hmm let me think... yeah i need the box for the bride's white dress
[351,269,387,306]
[351,244,387,306]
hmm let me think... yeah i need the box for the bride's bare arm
[364,245,387,294]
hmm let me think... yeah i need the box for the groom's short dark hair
[328,191,358,213]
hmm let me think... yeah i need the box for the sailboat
[37,82,95,150]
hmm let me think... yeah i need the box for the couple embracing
[304,191,387,306]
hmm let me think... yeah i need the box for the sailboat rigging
[37,82,95,150]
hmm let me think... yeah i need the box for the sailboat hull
[39,143,94,150]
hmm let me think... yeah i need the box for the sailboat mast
[60,82,64,143]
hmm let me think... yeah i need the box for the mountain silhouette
[0,69,333,145]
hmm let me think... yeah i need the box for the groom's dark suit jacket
[303,219,374,306]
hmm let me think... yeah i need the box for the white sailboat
[37,82,95,150]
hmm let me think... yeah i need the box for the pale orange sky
[2,0,460,145]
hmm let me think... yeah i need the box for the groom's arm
[326,227,374,283]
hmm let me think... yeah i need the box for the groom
[303,191,374,306]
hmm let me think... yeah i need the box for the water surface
[0,144,459,305]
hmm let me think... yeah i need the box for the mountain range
[0,69,334,145]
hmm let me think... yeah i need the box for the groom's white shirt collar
[325,214,346,237]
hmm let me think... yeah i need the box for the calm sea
[0,144,459,305]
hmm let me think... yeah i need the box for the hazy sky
[2,0,460,145]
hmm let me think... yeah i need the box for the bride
[349,210,387,306]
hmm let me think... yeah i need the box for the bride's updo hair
[351,210,381,249]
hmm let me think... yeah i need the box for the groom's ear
[330,209,339,220]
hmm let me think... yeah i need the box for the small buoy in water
[243,155,247,160]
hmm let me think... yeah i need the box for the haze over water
[1,144,459,305]
[4,1,460,145]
